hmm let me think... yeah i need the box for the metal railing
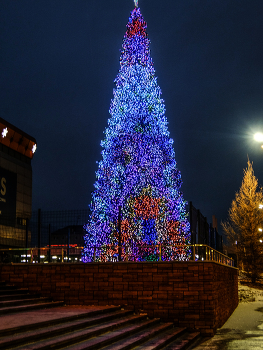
[0,244,234,267]
[0,246,83,264]
[85,244,234,267]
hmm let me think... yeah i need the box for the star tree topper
[134,0,139,8]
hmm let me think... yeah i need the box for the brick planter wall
[0,262,238,336]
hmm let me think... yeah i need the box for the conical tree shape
[222,160,263,282]
[82,7,191,262]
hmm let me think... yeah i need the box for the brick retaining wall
[0,262,238,336]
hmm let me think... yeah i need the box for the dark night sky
[1,0,263,231]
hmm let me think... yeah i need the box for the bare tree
[222,160,263,282]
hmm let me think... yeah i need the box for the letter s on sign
[1,178,6,196]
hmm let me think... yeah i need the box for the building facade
[0,117,36,248]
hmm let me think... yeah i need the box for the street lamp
[254,133,263,148]
[254,133,263,142]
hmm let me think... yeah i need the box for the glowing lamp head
[32,144,37,154]
[254,132,263,142]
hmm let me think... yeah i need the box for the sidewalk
[194,284,263,349]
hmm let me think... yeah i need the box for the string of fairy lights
[82,6,191,262]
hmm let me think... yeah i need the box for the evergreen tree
[82,5,191,262]
[222,160,263,282]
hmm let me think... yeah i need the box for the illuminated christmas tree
[82,2,191,262]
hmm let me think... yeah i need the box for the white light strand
[2,128,8,138]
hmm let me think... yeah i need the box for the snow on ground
[238,274,263,302]
[238,283,263,302]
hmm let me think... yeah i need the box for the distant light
[254,132,263,142]
[259,204,263,209]
[40,255,45,258]
[52,256,57,259]
[259,228,263,232]
[2,128,8,138]
[32,144,37,154]
[260,240,263,243]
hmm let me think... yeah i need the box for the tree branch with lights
[82,6,191,262]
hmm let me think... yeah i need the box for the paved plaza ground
[194,281,263,349]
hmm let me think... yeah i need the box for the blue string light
[82,7,191,262]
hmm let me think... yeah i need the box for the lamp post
[258,205,263,257]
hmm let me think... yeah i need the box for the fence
[0,206,224,253]
[0,246,83,264]
[0,209,89,248]
[30,209,89,248]
[0,244,234,267]
[0,208,232,267]
[188,202,223,252]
